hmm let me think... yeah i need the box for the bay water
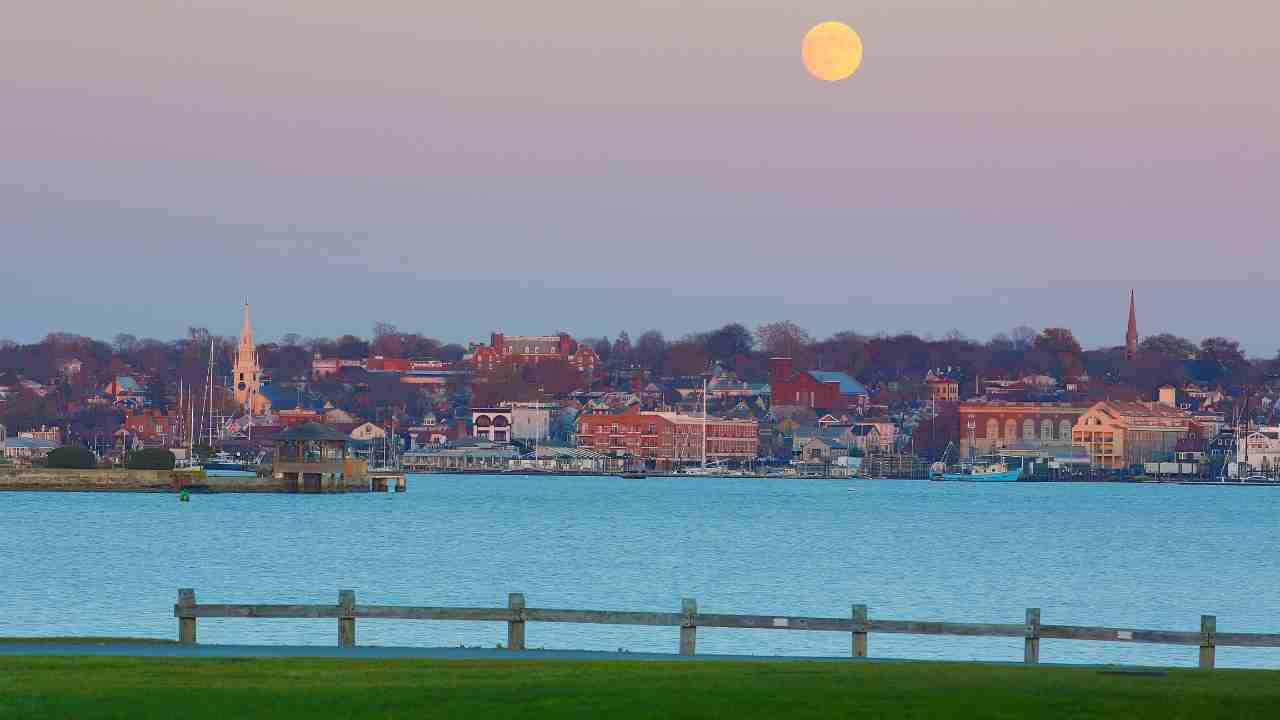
[3,476,1277,667]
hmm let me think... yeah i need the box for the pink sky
[2,2,1277,352]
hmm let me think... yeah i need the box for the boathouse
[271,422,367,492]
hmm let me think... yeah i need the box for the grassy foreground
[1,656,1277,719]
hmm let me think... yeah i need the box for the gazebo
[272,422,365,492]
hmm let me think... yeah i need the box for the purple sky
[3,2,1277,354]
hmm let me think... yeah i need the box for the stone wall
[0,468,292,493]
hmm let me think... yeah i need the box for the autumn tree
[755,321,813,358]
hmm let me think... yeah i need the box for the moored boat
[941,459,1023,482]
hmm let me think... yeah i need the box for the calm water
[2,477,1278,668]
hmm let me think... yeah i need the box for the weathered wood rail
[174,589,1280,669]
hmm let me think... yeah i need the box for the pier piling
[339,590,356,647]
[1024,608,1041,664]
[507,593,526,650]
[1199,615,1216,669]
[177,588,197,645]
[680,598,698,656]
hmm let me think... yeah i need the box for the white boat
[941,458,1023,482]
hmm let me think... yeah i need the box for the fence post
[1024,608,1040,664]
[852,604,868,658]
[508,593,526,651]
[679,598,697,656]
[338,590,355,647]
[177,588,197,645]
[1199,615,1216,669]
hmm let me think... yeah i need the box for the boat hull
[940,469,1022,482]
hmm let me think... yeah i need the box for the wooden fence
[174,589,1280,669]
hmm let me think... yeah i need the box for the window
[1041,419,1054,441]
[1004,419,1017,440]
[985,419,999,439]
[1022,419,1035,440]
[1060,420,1073,439]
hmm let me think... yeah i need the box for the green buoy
[179,489,190,502]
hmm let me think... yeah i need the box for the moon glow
[802,21,863,82]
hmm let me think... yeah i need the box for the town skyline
[3,290,1277,359]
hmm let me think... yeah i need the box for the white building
[1237,427,1280,475]
[510,404,554,442]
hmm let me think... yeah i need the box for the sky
[2,1,1277,354]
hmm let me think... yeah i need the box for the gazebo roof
[274,422,350,443]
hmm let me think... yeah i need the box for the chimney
[770,357,793,387]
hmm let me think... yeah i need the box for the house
[103,376,146,408]
[925,371,960,403]
[769,358,867,412]
[791,428,853,467]
[349,422,386,441]
[846,420,897,454]
[120,411,178,448]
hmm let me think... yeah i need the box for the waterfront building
[466,331,598,373]
[509,446,619,474]
[958,401,1088,458]
[1236,427,1280,474]
[768,357,867,412]
[270,422,366,492]
[1071,401,1194,469]
[401,439,521,472]
[575,407,758,469]
[232,303,262,410]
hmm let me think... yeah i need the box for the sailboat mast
[701,377,707,469]
[206,338,216,449]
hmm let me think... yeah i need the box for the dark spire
[1125,290,1138,359]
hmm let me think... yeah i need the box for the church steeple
[233,302,261,408]
[1125,290,1138,359]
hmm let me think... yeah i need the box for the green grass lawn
[1,656,1277,719]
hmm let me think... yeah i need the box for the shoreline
[2,466,1277,491]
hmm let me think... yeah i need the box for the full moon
[801,21,863,82]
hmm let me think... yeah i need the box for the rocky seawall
[0,468,293,493]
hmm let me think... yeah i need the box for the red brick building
[467,332,598,373]
[769,358,868,412]
[121,410,179,447]
[576,407,757,469]
[958,401,1089,458]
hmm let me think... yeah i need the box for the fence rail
[174,589,1280,669]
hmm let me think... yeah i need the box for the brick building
[958,401,1089,458]
[576,407,757,469]
[768,358,867,412]
[466,332,598,373]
